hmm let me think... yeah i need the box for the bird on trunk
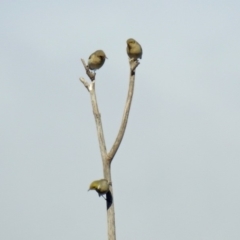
[88,179,110,197]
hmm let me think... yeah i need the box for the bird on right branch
[126,38,142,60]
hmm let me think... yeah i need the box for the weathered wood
[79,58,139,240]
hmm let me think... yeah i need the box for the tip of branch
[129,59,140,72]
[81,59,96,81]
[79,77,90,91]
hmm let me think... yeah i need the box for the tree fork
[79,58,139,240]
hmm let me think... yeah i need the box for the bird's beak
[105,56,108,59]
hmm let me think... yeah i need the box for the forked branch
[107,60,139,161]
[79,58,139,240]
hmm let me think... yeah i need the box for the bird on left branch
[87,50,107,71]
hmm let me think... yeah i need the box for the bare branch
[81,59,96,81]
[107,59,139,162]
[79,57,139,240]
[79,77,90,92]
[88,81,108,162]
[87,81,116,240]
[130,59,140,72]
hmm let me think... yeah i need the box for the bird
[126,38,142,60]
[87,50,107,71]
[88,179,110,197]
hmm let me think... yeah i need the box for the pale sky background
[1,1,240,240]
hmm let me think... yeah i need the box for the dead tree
[79,58,139,240]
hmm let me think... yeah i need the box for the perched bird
[88,50,107,71]
[126,38,142,60]
[88,179,110,197]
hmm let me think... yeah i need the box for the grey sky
[1,1,240,239]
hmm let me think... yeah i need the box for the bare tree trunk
[80,59,139,240]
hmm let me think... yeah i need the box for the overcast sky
[1,1,240,240]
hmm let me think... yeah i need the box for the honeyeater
[88,50,107,71]
[88,179,110,196]
[126,38,142,60]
